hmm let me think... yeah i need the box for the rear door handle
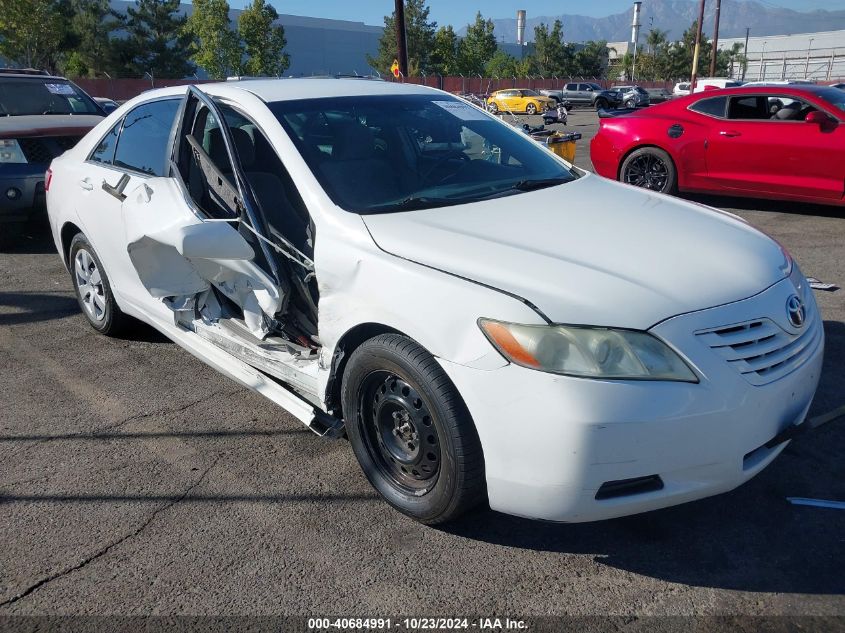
[78,178,93,191]
[102,173,131,201]
[719,130,741,137]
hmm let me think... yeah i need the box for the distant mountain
[462,0,845,43]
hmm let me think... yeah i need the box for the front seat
[319,123,400,209]
[773,102,802,121]
[207,127,307,252]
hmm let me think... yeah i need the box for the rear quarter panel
[591,108,710,190]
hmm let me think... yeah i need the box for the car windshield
[269,94,579,215]
[817,87,845,112]
[0,77,102,116]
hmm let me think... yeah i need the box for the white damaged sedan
[46,79,823,524]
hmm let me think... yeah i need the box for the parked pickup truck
[540,82,623,110]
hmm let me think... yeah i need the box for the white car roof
[130,78,441,105]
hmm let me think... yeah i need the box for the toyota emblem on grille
[786,295,806,328]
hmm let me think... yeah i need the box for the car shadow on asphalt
[445,319,845,595]
[0,221,56,254]
[0,291,81,326]
[682,193,845,219]
[0,290,171,344]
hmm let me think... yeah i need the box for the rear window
[113,99,181,176]
[0,78,102,116]
[689,96,728,118]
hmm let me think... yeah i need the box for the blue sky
[228,1,845,26]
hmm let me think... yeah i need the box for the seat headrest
[332,124,375,161]
[206,127,256,169]
[774,103,801,120]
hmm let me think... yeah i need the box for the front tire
[525,102,538,115]
[625,98,636,108]
[595,98,608,110]
[69,233,131,336]
[342,334,485,524]
[619,147,678,194]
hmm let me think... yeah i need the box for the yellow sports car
[487,89,555,115]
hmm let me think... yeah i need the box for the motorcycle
[542,101,571,126]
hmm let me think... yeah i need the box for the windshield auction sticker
[433,100,489,121]
[45,83,78,96]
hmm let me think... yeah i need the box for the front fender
[313,212,545,402]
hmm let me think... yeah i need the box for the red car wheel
[619,147,678,194]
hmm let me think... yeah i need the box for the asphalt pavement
[1,109,843,622]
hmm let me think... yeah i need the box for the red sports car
[590,85,845,206]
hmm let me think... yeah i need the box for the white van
[692,77,744,92]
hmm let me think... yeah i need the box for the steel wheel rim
[74,249,106,322]
[624,153,669,191]
[358,371,441,491]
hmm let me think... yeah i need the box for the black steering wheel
[420,150,471,185]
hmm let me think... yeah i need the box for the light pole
[759,41,767,80]
[631,2,642,82]
[690,0,707,90]
[709,0,722,78]
[741,27,750,80]
[394,0,408,79]
[805,38,815,78]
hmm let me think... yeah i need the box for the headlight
[0,139,27,164]
[479,319,698,382]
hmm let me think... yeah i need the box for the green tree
[665,21,714,80]
[722,42,746,78]
[63,0,122,77]
[238,0,289,76]
[646,28,668,54]
[0,0,67,71]
[573,40,609,78]
[120,0,195,78]
[429,25,457,75]
[485,50,530,78]
[532,20,570,76]
[368,0,436,76]
[185,0,242,78]
[456,11,497,75]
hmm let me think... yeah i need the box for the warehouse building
[718,29,845,82]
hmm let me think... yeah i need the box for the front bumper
[0,163,48,223]
[438,277,824,522]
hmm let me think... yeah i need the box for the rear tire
[69,233,131,336]
[342,334,486,525]
[619,147,678,195]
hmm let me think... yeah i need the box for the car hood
[0,114,104,137]
[362,174,788,329]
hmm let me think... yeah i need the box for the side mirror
[805,111,835,126]
[177,222,254,260]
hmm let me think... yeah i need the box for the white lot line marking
[787,498,845,510]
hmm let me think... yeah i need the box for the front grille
[18,136,83,164]
[53,135,82,151]
[696,314,821,386]
[18,138,53,163]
